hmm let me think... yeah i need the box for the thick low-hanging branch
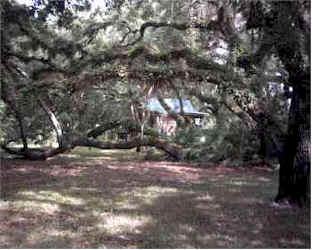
[4,1,244,88]
[4,51,62,73]
[1,136,185,161]
[70,46,247,90]
[87,121,122,138]
[28,67,223,98]
[74,137,184,160]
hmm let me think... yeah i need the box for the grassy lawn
[0,148,310,248]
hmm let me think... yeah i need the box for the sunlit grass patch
[69,147,143,162]
[279,238,307,247]
[96,186,180,211]
[133,186,179,206]
[228,179,249,186]
[18,190,85,206]
[98,214,153,234]
[71,147,109,158]
[11,195,60,215]
[138,185,179,198]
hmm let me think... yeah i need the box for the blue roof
[146,98,203,115]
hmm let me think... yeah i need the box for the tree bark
[38,97,64,148]
[1,76,29,151]
[74,137,185,161]
[1,143,70,160]
[262,2,311,206]
[1,136,185,161]
[87,121,121,138]
[275,79,311,206]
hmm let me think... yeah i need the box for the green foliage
[1,0,304,169]
[128,42,146,58]
[173,114,261,165]
[174,126,203,147]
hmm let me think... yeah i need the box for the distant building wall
[156,115,177,136]
[154,114,203,136]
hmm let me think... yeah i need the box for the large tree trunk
[275,78,310,206]
[1,77,29,151]
[271,1,311,207]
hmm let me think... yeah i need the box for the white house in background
[145,98,208,136]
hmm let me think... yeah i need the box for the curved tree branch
[125,20,220,46]
[87,121,122,138]
[1,136,185,161]
[37,97,64,148]
[74,137,184,161]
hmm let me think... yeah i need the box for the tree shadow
[0,153,310,248]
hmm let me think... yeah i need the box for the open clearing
[0,149,310,248]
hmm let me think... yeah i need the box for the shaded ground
[0,148,310,248]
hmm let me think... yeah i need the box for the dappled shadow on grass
[0,150,310,248]
[58,147,146,163]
